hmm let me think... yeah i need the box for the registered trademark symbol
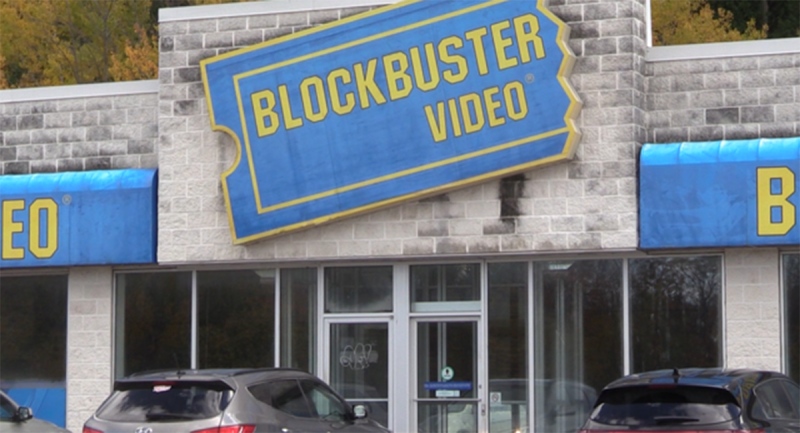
[62,194,72,205]
[525,73,534,83]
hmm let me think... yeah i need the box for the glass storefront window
[784,253,799,382]
[197,269,275,368]
[534,259,623,433]
[0,274,68,428]
[325,266,393,313]
[0,275,67,383]
[629,256,722,372]
[411,263,480,312]
[281,268,317,372]
[488,262,529,433]
[115,272,192,377]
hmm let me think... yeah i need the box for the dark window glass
[629,256,722,372]
[280,268,316,372]
[753,380,800,419]
[299,379,350,421]
[0,275,67,383]
[488,262,529,433]
[116,272,192,377]
[268,379,314,418]
[329,323,389,427]
[784,254,800,383]
[95,382,232,422]
[197,269,275,368]
[325,266,392,313]
[411,264,480,303]
[589,385,739,427]
[533,260,621,433]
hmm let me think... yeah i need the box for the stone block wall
[0,86,159,175]
[724,248,782,371]
[155,0,648,264]
[67,267,113,433]
[646,49,800,142]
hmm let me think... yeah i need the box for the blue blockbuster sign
[201,0,581,244]
[0,169,157,268]
[640,138,800,249]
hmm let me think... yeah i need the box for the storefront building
[0,0,798,432]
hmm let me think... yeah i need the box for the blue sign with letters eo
[201,0,581,244]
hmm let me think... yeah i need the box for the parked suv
[579,368,800,433]
[83,368,390,433]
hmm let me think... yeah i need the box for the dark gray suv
[82,368,390,433]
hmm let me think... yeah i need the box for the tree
[0,54,7,88]
[0,0,250,89]
[109,24,158,82]
[709,0,800,39]
[651,0,767,46]
[0,0,151,88]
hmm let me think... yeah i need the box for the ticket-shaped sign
[201,0,581,244]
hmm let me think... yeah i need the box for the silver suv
[82,368,390,433]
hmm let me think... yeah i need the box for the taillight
[191,425,256,433]
[83,426,103,433]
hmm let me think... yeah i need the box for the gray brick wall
[0,93,159,175]
[646,53,800,142]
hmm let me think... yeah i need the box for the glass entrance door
[414,318,483,433]
[325,321,390,428]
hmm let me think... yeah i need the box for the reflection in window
[412,263,480,303]
[325,266,392,313]
[629,256,722,372]
[281,268,317,372]
[488,262,529,433]
[785,254,799,382]
[197,270,275,368]
[329,323,389,427]
[115,272,191,377]
[534,260,622,433]
[0,275,67,383]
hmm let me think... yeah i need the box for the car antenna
[174,353,185,378]
[672,367,680,383]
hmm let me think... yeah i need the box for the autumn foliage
[651,0,768,45]
[0,0,787,89]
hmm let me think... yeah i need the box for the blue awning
[639,138,800,249]
[1,169,157,268]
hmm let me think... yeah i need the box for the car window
[753,380,799,419]
[784,380,800,417]
[265,379,316,418]
[589,385,740,427]
[299,380,350,421]
[0,394,15,420]
[95,381,232,422]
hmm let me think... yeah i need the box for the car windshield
[589,385,741,427]
[95,381,233,422]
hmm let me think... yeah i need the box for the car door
[298,379,373,432]
[250,379,329,433]
[751,379,800,432]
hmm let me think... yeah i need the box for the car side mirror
[352,404,367,419]
[15,406,33,422]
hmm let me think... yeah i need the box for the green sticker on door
[441,366,454,381]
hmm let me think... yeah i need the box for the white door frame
[410,314,486,433]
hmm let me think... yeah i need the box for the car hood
[0,417,71,433]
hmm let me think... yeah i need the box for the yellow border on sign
[200,0,582,244]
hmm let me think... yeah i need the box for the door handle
[481,403,486,417]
